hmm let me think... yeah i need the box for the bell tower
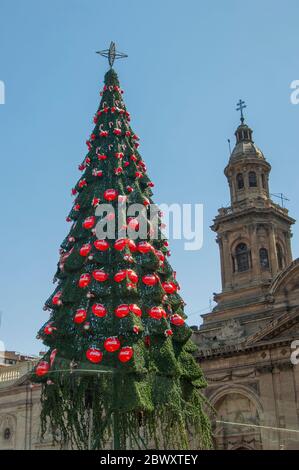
[212,103,295,312]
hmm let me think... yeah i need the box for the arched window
[248,171,257,187]
[236,173,244,190]
[261,173,266,189]
[236,243,250,272]
[259,248,269,269]
[276,243,284,270]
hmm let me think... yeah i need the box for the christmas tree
[33,44,211,450]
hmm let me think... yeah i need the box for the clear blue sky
[0,0,299,355]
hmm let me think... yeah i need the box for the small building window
[259,248,270,269]
[261,173,266,189]
[276,243,285,270]
[3,428,11,441]
[248,171,257,187]
[236,173,244,190]
[236,243,250,272]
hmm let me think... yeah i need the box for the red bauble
[129,304,142,317]
[104,337,121,352]
[137,241,152,254]
[86,348,103,363]
[52,291,62,305]
[92,270,108,282]
[130,154,137,162]
[80,243,91,257]
[170,314,185,326]
[114,269,127,283]
[83,216,96,229]
[162,282,177,294]
[100,130,108,137]
[94,239,109,251]
[148,306,165,320]
[115,304,130,318]
[126,186,134,193]
[104,189,118,201]
[135,171,143,178]
[142,274,158,286]
[36,361,50,377]
[97,154,107,160]
[114,238,127,251]
[78,273,91,288]
[44,323,55,335]
[74,308,87,324]
[92,303,107,317]
[127,269,138,283]
[118,346,133,363]
[113,128,122,135]
[78,178,87,188]
[155,250,165,262]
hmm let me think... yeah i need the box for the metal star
[96,42,128,68]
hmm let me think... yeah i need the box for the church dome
[230,123,265,162]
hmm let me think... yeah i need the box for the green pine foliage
[32,68,212,450]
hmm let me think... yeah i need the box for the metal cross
[96,42,128,68]
[236,99,247,123]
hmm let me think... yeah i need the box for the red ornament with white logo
[142,274,158,286]
[118,346,133,363]
[79,244,91,257]
[137,241,152,254]
[78,273,91,288]
[92,270,108,282]
[83,216,96,229]
[148,306,165,320]
[91,303,107,317]
[36,361,50,377]
[162,282,177,294]
[104,337,121,352]
[94,239,109,251]
[170,314,185,326]
[74,308,87,324]
[129,304,142,317]
[86,348,103,363]
[115,304,130,318]
[114,238,127,251]
[104,189,118,201]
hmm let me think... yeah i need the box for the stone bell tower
[212,103,295,313]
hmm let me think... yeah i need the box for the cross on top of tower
[236,99,247,124]
[96,42,128,68]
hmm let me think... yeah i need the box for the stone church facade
[193,116,299,450]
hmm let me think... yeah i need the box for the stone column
[268,224,279,275]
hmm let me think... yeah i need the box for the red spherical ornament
[114,270,127,283]
[113,128,122,135]
[162,282,177,294]
[100,130,108,137]
[74,308,87,324]
[79,243,91,257]
[92,270,108,282]
[36,361,50,377]
[115,304,130,318]
[74,203,80,211]
[78,178,87,188]
[137,241,152,254]
[118,346,133,363]
[94,239,109,251]
[142,274,158,286]
[165,329,173,337]
[129,304,142,317]
[97,154,107,161]
[104,189,118,201]
[114,238,127,251]
[148,306,165,320]
[104,337,121,352]
[83,216,96,229]
[170,314,185,326]
[127,269,138,283]
[78,273,91,288]
[155,250,165,263]
[86,348,103,363]
[135,171,143,179]
[126,186,134,193]
[52,291,62,305]
[92,303,107,317]
[44,323,55,335]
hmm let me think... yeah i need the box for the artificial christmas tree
[33,43,211,450]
